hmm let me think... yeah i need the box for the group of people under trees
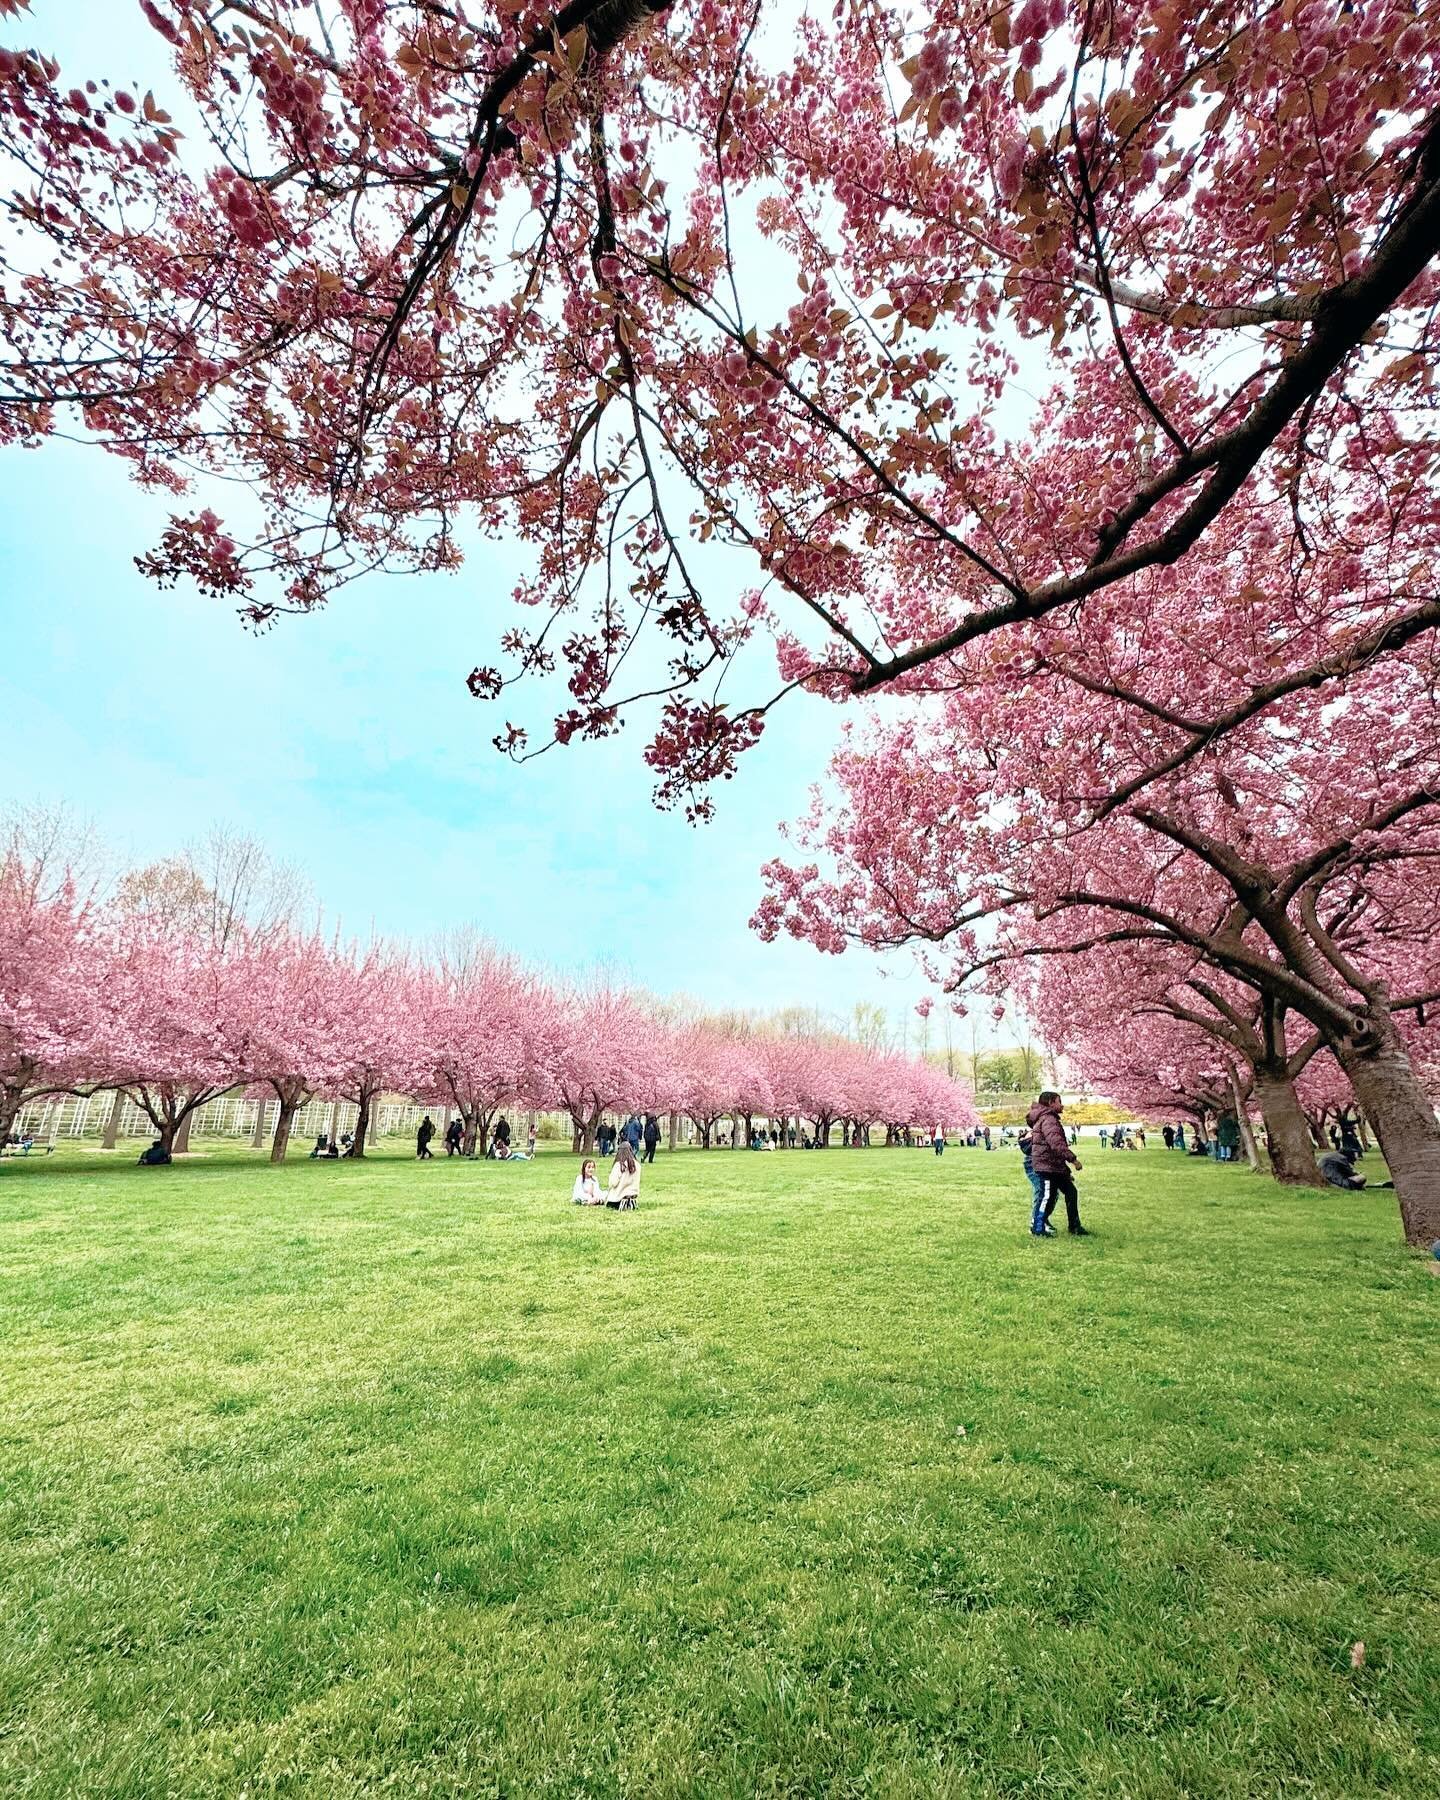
[596,1116,660,1162]
[414,1114,538,1161]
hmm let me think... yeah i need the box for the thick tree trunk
[102,1089,126,1150]
[1254,1070,1323,1187]
[250,1101,269,1149]
[270,1101,297,1163]
[585,1108,600,1155]
[1337,1027,1440,1247]
[0,1086,25,1145]
[1228,1066,1261,1171]
[270,1085,306,1164]
[668,1111,678,1151]
[346,1092,371,1158]
[174,1110,195,1155]
[742,1111,753,1150]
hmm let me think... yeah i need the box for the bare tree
[1,801,107,898]
[117,826,309,949]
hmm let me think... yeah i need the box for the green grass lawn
[1,1143,1437,1797]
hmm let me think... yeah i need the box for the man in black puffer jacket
[1026,1091,1090,1237]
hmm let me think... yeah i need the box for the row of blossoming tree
[2,3,1438,1243]
[0,850,977,1162]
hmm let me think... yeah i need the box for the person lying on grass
[571,1158,604,1205]
[1319,1151,1393,1191]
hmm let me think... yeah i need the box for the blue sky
[0,1,1012,1052]
[0,436,974,1039]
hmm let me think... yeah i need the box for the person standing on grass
[643,1114,660,1164]
[416,1115,435,1159]
[1027,1090,1089,1237]
[1163,1124,1175,1150]
[1018,1123,1046,1234]
[933,1124,945,1157]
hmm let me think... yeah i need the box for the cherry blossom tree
[237,927,373,1161]
[417,941,555,1156]
[0,853,101,1142]
[547,981,658,1151]
[759,640,1440,1244]
[1025,944,1328,1185]
[329,943,420,1158]
[94,910,254,1155]
[1,3,1436,813]
[669,1021,749,1149]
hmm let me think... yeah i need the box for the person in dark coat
[1339,1120,1363,1161]
[642,1115,660,1164]
[416,1115,435,1159]
[138,1139,172,1166]
[1320,1150,1391,1191]
[1162,1124,1175,1150]
[445,1116,463,1156]
[1026,1091,1088,1236]
[624,1115,643,1152]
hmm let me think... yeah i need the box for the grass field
[1,1142,1437,1797]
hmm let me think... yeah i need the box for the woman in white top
[606,1141,641,1210]
[571,1158,604,1205]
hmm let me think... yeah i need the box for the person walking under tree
[1026,1091,1090,1237]
[643,1115,660,1164]
[416,1115,436,1159]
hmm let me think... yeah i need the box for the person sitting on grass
[309,1132,329,1159]
[571,1158,604,1205]
[137,1139,171,1166]
[606,1140,641,1210]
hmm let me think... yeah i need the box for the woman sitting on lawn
[606,1141,641,1210]
[571,1158,604,1205]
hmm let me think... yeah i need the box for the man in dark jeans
[1025,1090,1090,1237]
[642,1115,660,1164]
